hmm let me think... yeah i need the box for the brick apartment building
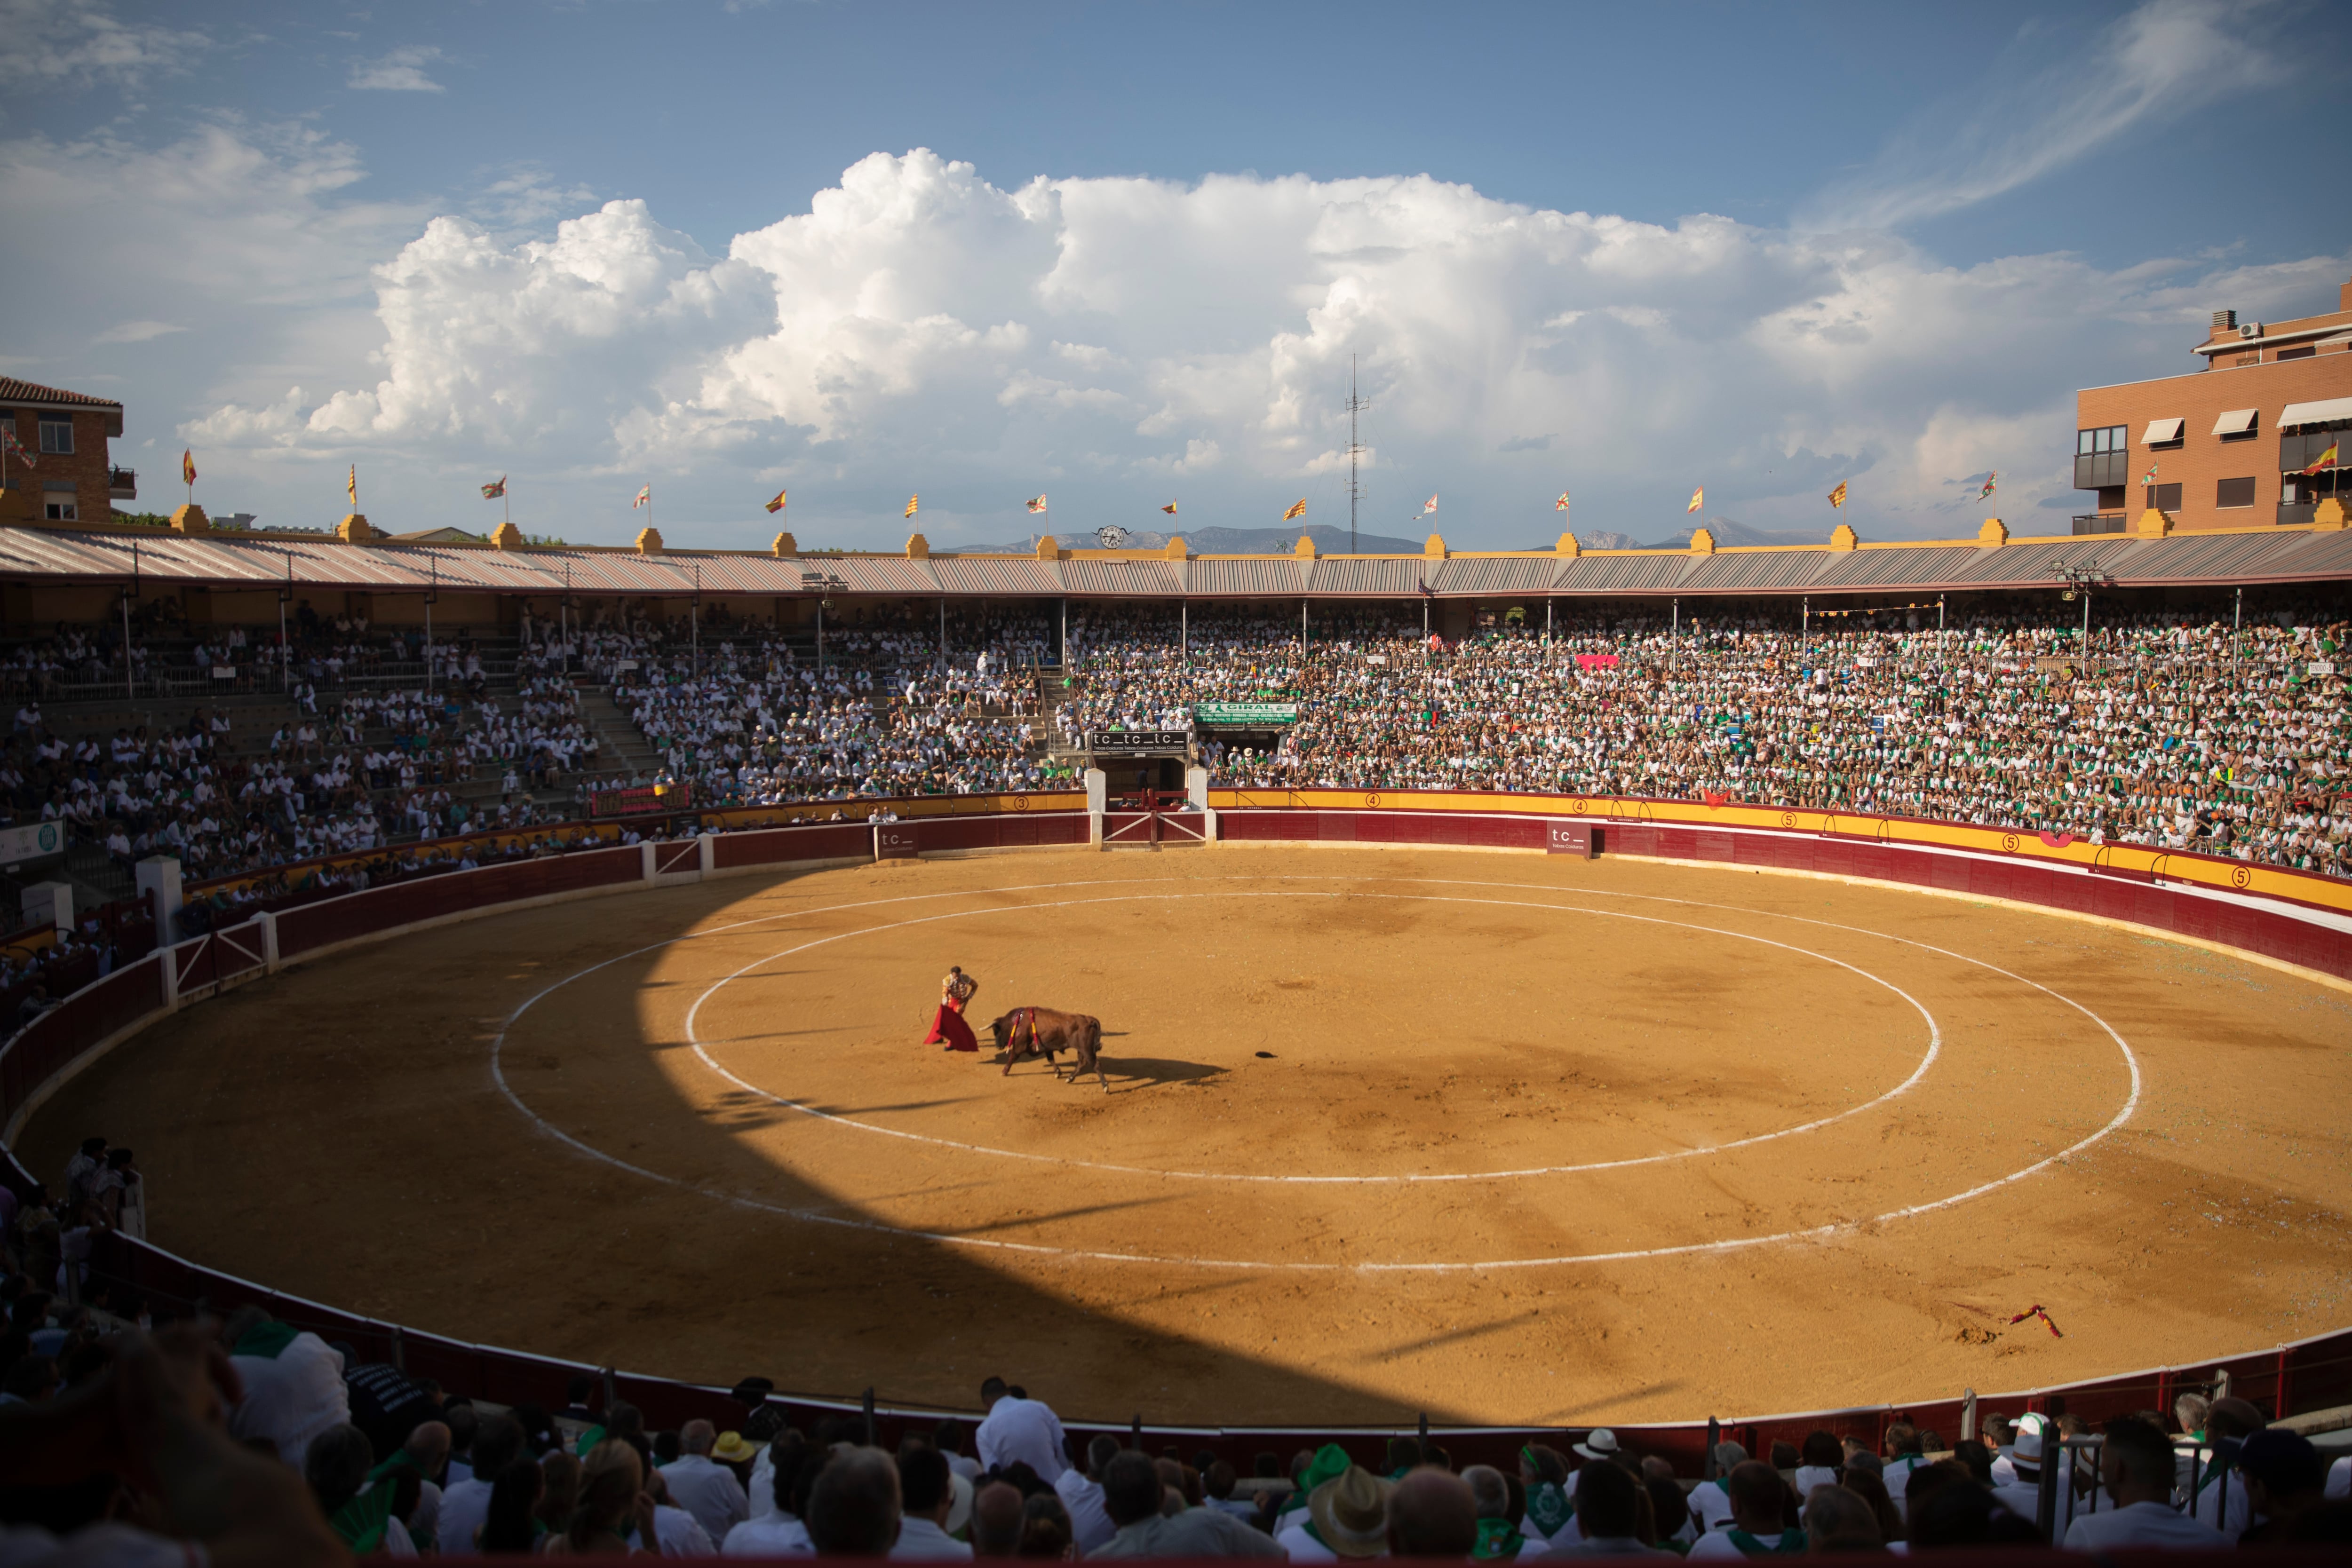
[2073,276,2352,533]
[0,378,133,527]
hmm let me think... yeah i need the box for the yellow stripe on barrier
[1203,788,2352,919]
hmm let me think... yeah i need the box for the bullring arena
[16,803,2352,1434]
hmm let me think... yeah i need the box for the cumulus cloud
[197,200,773,462]
[186,145,2348,543]
[349,45,445,94]
[0,0,207,89]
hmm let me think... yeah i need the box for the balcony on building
[109,466,135,499]
[2278,396,2348,526]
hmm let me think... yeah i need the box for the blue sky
[4,0,2346,549]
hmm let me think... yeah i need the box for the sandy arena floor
[24,845,2352,1428]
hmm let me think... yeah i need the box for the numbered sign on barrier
[1547,821,1594,859]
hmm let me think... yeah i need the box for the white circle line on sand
[676,889,1944,1184]
[487,871,2142,1272]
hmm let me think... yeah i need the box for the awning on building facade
[2280,396,2352,428]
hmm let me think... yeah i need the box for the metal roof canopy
[3,523,2350,602]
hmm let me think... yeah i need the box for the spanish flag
[348,465,358,506]
[182,449,197,486]
[764,488,787,514]
[2302,442,2340,476]
[1160,500,1176,515]
[1282,499,1307,521]
[1827,481,1847,510]
[905,494,920,518]
[1686,485,1704,514]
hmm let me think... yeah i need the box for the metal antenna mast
[1345,355,1369,553]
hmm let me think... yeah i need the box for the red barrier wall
[1223,808,2352,983]
[274,844,646,961]
[0,953,167,1138]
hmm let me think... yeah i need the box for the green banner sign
[1194,701,1299,726]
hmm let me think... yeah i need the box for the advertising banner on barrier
[1573,654,1620,669]
[0,821,65,867]
[1546,820,1593,858]
[589,782,693,818]
[1086,730,1192,755]
[1194,702,1298,726]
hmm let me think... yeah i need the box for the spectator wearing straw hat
[666,1418,753,1545]
[1989,1412,2078,1543]
[1276,1462,1391,1562]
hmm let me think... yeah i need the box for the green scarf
[1473,1517,1526,1560]
[1524,1479,1572,1537]
[574,1423,608,1457]
[328,1481,397,1554]
[1726,1527,1807,1556]
[231,1322,300,1360]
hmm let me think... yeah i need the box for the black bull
[987,1007,1107,1090]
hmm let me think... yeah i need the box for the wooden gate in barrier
[172,920,269,1001]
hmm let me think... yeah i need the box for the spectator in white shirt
[724,1439,815,1557]
[1988,1413,2078,1544]
[1790,1431,1842,1501]
[437,1414,521,1553]
[2185,1397,2264,1539]
[1879,1424,1927,1505]
[973,1378,1068,1483]
[1685,1463,1806,1560]
[2063,1418,2225,1552]
[665,1419,753,1545]
[222,1308,350,1470]
[1052,1434,1121,1553]
[891,1447,974,1560]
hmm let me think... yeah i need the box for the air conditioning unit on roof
[2240,323,2264,340]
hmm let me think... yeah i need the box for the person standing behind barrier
[926,966,980,1053]
[973,1376,1066,1483]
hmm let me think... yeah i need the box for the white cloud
[349,46,446,94]
[172,145,2352,543]
[197,201,774,462]
[1811,0,2289,230]
[0,0,206,89]
[95,319,185,344]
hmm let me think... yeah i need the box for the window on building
[37,416,72,456]
[43,495,78,522]
[2276,345,2315,361]
[2095,486,2126,512]
[2216,477,2257,509]
[2145,482,2183,513]
[2074,425,2130,490]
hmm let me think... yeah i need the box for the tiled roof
[0,377,124,410]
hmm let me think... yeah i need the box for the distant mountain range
[1635,517,1830,550]
[952,516,1824,555]
[957,522,1426,554]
